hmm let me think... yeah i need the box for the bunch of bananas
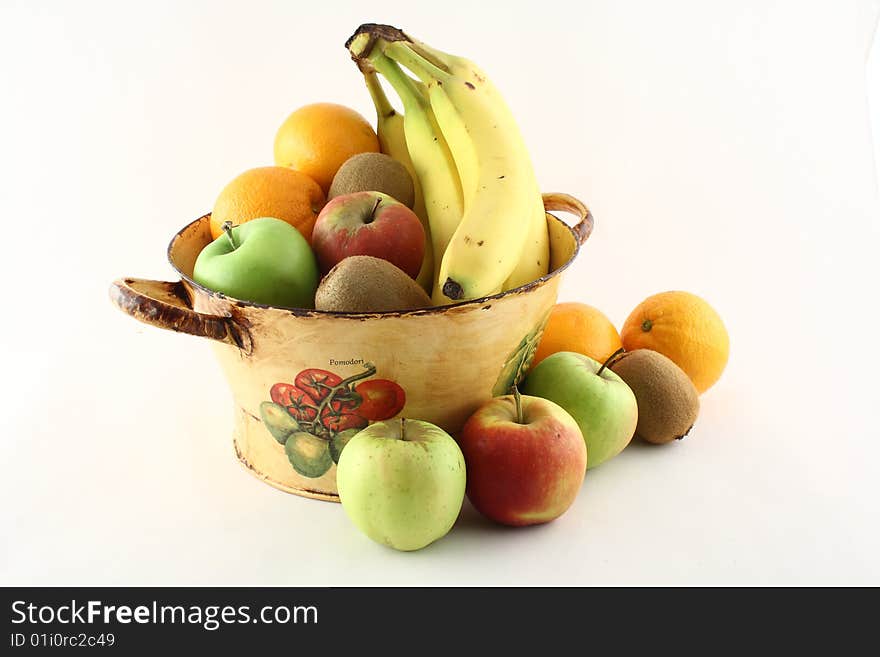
[348,24,549,305]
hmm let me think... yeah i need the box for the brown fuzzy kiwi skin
[609,349,700,445]
[315,255,431,313]
[328,153,415,208]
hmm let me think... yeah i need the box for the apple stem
[400,417,407,441]
[221,221,237,250]
[512,385,524,424]
[365,197,381,224]
[597,348,626,377]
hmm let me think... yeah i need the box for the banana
[382,38,545,301]
[392,34,549,290]
[502,196,549,290]
[349,35,464,304]
[403,37,492,94]
[362,69,434,294]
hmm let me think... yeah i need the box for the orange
[273,103,380,194]
[209,166,325,242]
[532,302,623,368]
[620,291,729,394]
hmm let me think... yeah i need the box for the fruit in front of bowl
[193,217,319,308]
[314,255,432,313]
[209,166,325,242]
[621,291,729,394]
[329,152,415,209]
[532,302,622,368]
[523,351,637,469]
[284,431,333,478]
[311,191,425,279]
[609,349,700,444]
[459,390,586,527]
[336,418,466,551]
[274,102,380,194]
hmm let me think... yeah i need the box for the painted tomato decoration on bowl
[294,369,343,402]
[270,383,318,422]
[270,382,299,406]
[320,409,369,433]
[354,380,406,421]
[262,363,406,478]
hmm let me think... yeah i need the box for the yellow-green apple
[458,390,586,526]
[193,217,318,308]
[311,191,425,279]
[523,351,638,468]
[336,418,465,551]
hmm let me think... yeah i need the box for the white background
[2,0,879,585]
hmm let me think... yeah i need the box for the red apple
[458,391,586,527]
[311,191,425,278]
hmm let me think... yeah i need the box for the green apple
[336,418,466,551]
[193,217,318,308]
[523,351,637,469]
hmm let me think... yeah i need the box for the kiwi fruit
[328,153,415,208]
[609,349,699,444]
[315,255,432,313]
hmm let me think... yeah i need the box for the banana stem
[368,51,426,114]
[346,23,453,76]
[402,38,452,74]
[383,40,449,87]
[363,69,397,122]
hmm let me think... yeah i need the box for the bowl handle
[109,277,252,353]
[542,193,594,245]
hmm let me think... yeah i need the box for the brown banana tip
[354,56,375,74]
[345,23,409,52]
[442,279,464,301]
[345,31,373,60]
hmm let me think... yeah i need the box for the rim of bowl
[167,213,585,318]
